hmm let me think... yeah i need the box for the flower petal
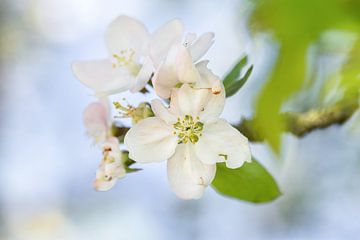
[151,99,177,124]
[188,32,215,62]
[170,83,224,119]
[184,33,197,46]
[130,57,154,93]
[167,144,216,199]
[152,45,180,99]
[83,101,109,142]
[72,59,133,96]
[176,45,201,84]
[124,117,177,163]
[105,15,149,58]
[150,19,184,67]
[195,60,222,91]
[170,84,209,117]
[194,119,251,168]
[93,178,117,191]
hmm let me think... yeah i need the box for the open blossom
[152,33,221,99]
[83,101,125,191]
[124,84,251,199]
[73,15,183,97]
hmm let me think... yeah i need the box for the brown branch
[236,95,359,142]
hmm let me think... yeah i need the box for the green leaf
[125,166,142,173]
[211,159,281,203]
[225,65,253,97]
[223,56,248,88]
[121,151,142,174]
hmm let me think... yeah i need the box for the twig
[236,94,359,142]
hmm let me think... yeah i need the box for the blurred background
[0,0,359,239]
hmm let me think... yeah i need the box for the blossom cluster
[73,15,251,199]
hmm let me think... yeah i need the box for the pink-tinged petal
[124,117,178,163]
[167,144,216,200]
[188,32,215,62]
[194,119,251,168]
[150,19,184,67]
[151,99,177,124]
[176,45,201,84]
[83,101,109,142]
[72,59,133,96]
[105,15,149,58]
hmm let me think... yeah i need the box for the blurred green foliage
[249,0,360,152]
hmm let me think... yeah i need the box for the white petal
[194,119,251,168]
[171,84,209,117]
[102,137,121,154]
[130,57,154,93]
[188,32,215,62]
[195,60,220,90]
[198,86,225,123]
[105,15,149,58]
[152,61,178,99]
[151,99,177,124]
[170,84,225,121]
[93,178,117,191]
[167,144,216,200]
[72,59,133,96]
[176,46,201,84]
[104,162,126,178]
[150,19,184,67]
[151,44,180,99]
[124,117,178,163]
[184,33,197,46]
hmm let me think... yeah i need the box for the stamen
[112,48,141,75]
[173,115,204,144]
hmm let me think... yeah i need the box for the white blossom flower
[73,15,183,97]
[124,84,251,199]
[152,33,220,99]
[93,137,126,191]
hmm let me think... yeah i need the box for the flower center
[173,115,204,144]
[112,49,141,76]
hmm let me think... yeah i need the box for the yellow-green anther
[194,122,204,131]
[175,82,183,88]
[113,101,153,124]
[113,102,128,111]
[189,134,199,143]
[173,122,183,130]
[112,49,141,75]
[173,115,204,144]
